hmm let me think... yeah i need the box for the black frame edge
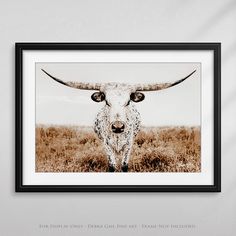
[213,43,221,192]
[15,43,221,192]
[15,43,23,192]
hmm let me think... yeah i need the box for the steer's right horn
[41,69,102,90]
[135,70,196,92]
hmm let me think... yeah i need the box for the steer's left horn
[135,70,196,91]
[41,69,102,90]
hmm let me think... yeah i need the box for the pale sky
[36,63,201,126]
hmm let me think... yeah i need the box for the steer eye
[125,100,131,106]
[105,100,111,106]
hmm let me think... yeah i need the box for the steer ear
[91,92,105,102]
[130,92,145,102]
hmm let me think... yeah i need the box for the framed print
[15,43,221,192]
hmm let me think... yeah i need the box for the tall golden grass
[36,125,200,172]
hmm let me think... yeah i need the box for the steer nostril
[111,122,125,133]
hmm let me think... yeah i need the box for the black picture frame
[15,43,221,192]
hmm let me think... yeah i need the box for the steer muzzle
[111,121,125,133]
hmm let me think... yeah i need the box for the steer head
[91,83,145,133]
[41,69,196,134]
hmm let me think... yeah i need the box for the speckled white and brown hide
[94,83,141,171]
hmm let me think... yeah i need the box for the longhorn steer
[42,69,196,172]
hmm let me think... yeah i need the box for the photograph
[2,1,232,235]
[4,1,235,235]
[36,63,201,173]
[15,43,220,192]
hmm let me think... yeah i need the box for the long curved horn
[135,70,196,91]
[41,69,101,90]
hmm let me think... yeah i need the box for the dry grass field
[36,125,201,172]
